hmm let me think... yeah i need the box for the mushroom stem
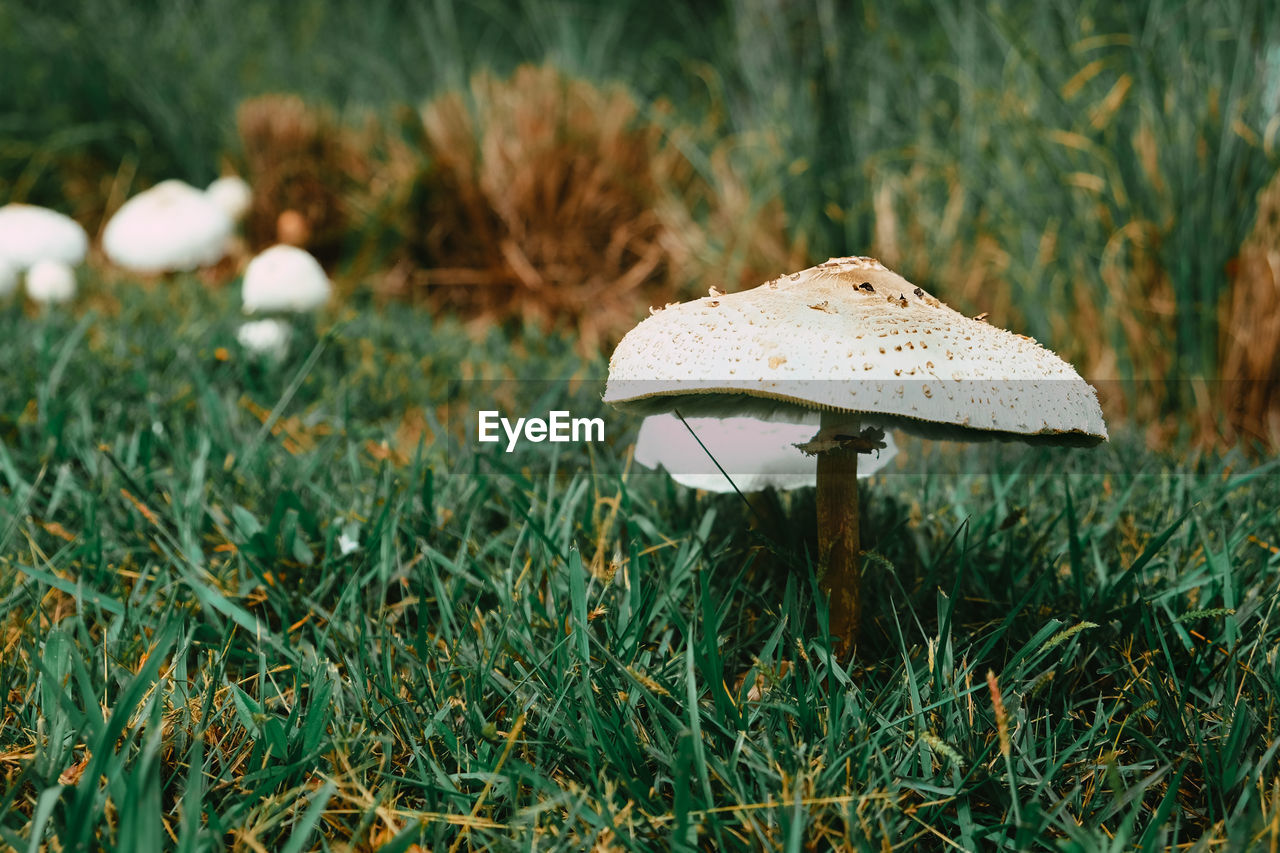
[816,410,861,653]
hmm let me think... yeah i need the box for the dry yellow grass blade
[1061,58,1108,101]
[1089,74,1132,130]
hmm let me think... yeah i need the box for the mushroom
[634,412,897,492]
[236,318,291,358]
[205,175,252,222]
[240,244,331,314]
[25,260,76,305]
[0,204,88,269]
[604,256,1106,653]
[102,179,233,273]
[237,245,331,356]
[275,210,311,248]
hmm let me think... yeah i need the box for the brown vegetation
[411,65,680,351]
[1220,170,1280,448]
[237,94,370,264]
[410,64,802,352]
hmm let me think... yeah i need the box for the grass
[0,0,713,205]
[711,0,1280,408]
[2,1,1280,847]
[5,0,1277,439]
[1,275,1278,850]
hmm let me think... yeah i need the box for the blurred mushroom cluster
[0,160,331,358]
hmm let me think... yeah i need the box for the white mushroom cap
[206,175,252,222]
[0,204,88,269]
[237,318,291,358]
[635,413,898,492]
[241,245,332,314]
[103,180,233,273]
[605,256,1107,444]
[25,260,77,305]
[0,258,18,298]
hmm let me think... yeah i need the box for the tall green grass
[0,0,711,208]
[1,275,1278,848]
[710,0,1279,397]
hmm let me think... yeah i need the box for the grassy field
[0,277,1277,850]
[3,0,1280,849]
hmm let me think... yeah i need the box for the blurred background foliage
[1,0,1278,445]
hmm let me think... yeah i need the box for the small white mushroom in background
[0,258,18,299]
[25,260,77,305]
[0,204,89,269]
[205,175,252,222]
[241,244,331,314]
[634,413,897,493]
[236,245,331,360]
[236,318,291,358]
[102,179,233,274]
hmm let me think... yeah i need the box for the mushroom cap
[241,244,331,314]
[103,179,233,273]
[0,258,18,298]
[635,413,897,492]
[0,204,88,269]
[25,260,77,305]
[275,210,310,247]
[206,175,252,222]
[237,318,291,358]
[605,256,1107,444]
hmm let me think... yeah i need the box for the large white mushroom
[0,204,88,269]
[241,245,331,314]
[103,180,233,273]
[605,256,1106,653]
[25,260,77,305]
[634,412,897,492]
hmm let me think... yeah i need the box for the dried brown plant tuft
[412,65,682,351]
[236,94,369,264]
[1220,168,1280,448]
[409,65,803,352]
